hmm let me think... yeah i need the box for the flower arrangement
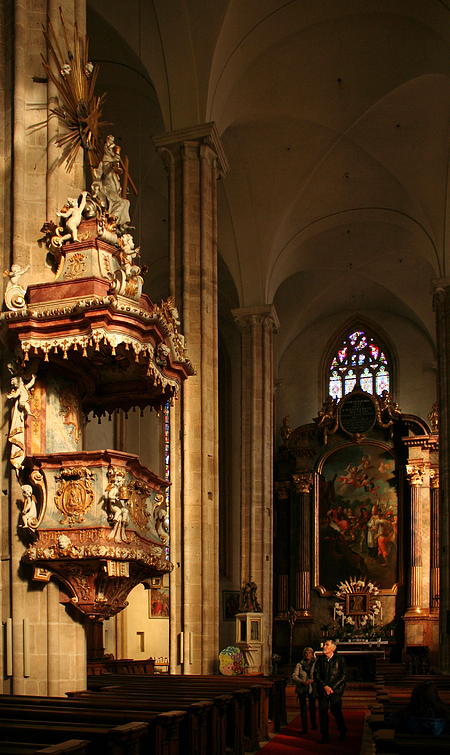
[271,653,281,662]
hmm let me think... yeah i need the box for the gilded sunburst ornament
[41,9,109,172]
[334,576,381,630]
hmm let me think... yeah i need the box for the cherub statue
[7,373,38,421]
[378,390,401,430]
[57,191,88,243]
[119,233,141,278]
[3,263,30,311]
[106,485,130,543]
[20,484,38,529]
[4,263,30,288]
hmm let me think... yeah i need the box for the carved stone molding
[231,304,280,334]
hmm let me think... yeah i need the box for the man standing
[313,638,347,744]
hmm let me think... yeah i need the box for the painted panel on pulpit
[315,443,400,593]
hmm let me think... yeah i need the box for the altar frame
[314,441,402,596]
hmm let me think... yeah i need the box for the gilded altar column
[430,469,440,614]
[232,305,279,675]
[405,464,424,616]
[154,125,228,673]
[292,473,313,618]
[433,281,450,670]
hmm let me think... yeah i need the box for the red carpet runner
[256,709,366,753]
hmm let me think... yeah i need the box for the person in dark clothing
[292,646,317,734]
[390,681,450,736]
[313,638,347,744]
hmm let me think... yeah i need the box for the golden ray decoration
[41,8,109,173]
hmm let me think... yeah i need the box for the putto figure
[57,191,88,243]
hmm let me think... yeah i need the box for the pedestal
[235,612,264,674]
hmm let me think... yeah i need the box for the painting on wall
[223,591,240,621]
[315,443,400,593]
[149,587,169,617]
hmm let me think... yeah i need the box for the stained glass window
[328,329,391,398]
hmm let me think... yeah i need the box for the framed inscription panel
[315,442,401,594]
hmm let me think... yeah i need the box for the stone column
[405,464,424,615]
[430,469,440,614]
[6,0,87,695]
[154,124,228,674]
[433,281,450,670]
[231,305,279,674]
[291,473,313,618]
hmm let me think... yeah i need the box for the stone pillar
[433,281,450,670]
[291,473,313,618]
[430,469,440,614]
[6,0,87,696]
[231,305,279,674]
[154,124,228,674]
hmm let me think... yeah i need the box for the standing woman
[292,646,317,734]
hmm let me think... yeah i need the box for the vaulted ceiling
[88,0,450,368]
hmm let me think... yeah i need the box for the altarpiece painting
[315,443,400,593]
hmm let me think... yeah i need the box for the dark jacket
[313,650,347,697]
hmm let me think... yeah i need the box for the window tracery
[328,329,391,400]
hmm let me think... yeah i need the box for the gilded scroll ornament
[153,493,169,545]
[127,483,151,530]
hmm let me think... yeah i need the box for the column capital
[405,464,425,486]
[275,481,290,501]
[292,472,314,494]
[231,304,280,333]
[153,122,229,176]
[430,468,440,489]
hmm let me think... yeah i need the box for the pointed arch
[320,317,399,406]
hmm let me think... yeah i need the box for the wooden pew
[87,671,277,742]
[87,658,155,676]
[71,683,244,755]
[84,672,266,751]
[0,720,145,755]
[0,741,89,755]
[373,728,450,754]
[0,698,186,755]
